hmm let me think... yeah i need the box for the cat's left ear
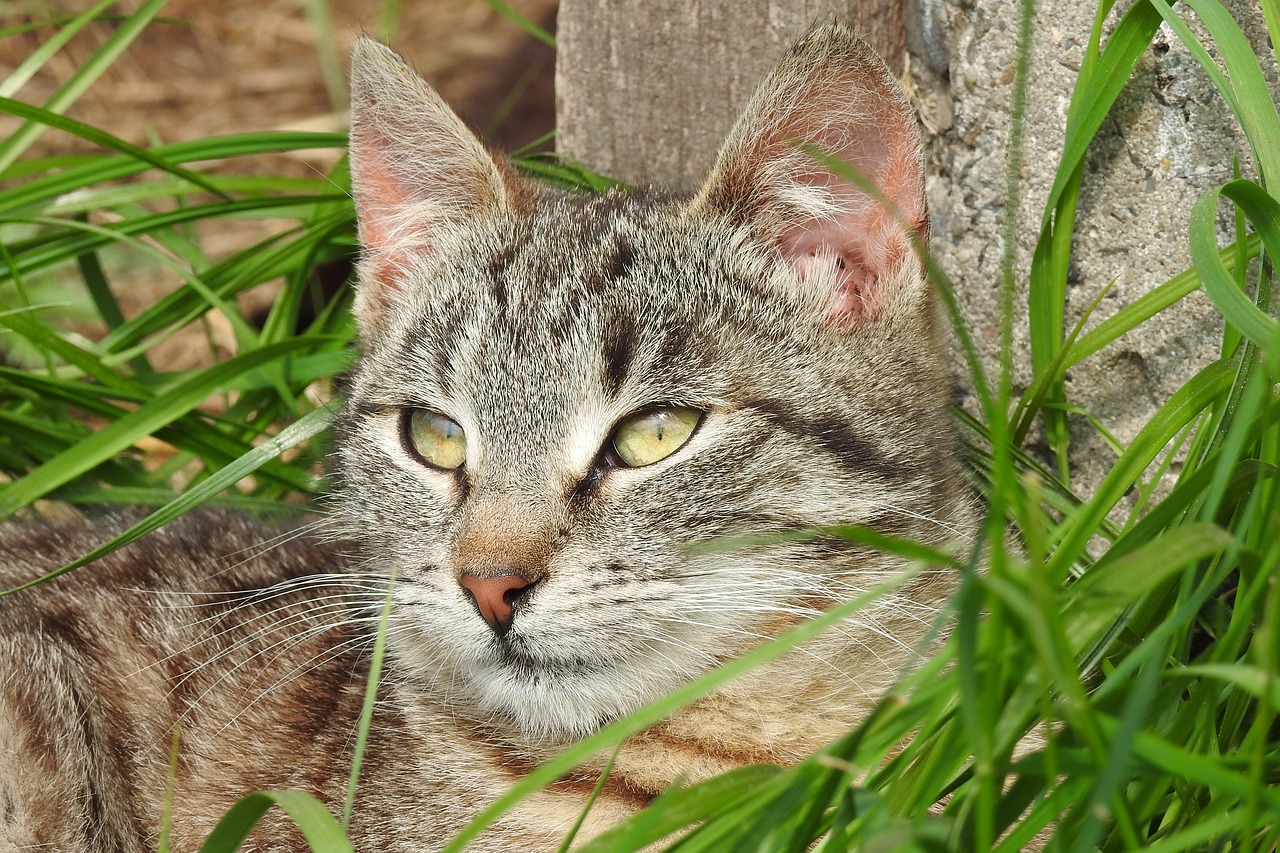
[347,37,522,337]
[688,22,926,326]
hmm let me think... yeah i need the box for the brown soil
[1,0,557,158]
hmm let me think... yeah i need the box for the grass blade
[575,765,783,853]
[0,339,327,519]
[1189,180,1280,346]
[0,0,116,99]
[0,0,169,173]
[0,405,332,595]
[197,790,353,853]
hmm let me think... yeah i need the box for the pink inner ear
[777,162,921,324]
[765,86,926,325]
[351,131,432,297]
[781,210,907,322]
[354,151,408,260]
[782,227,867,317]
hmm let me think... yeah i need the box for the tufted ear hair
[689,22,926,326]
[347,37,522,339]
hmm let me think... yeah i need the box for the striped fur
[0,22,975,851]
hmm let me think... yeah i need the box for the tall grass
[0,0,1277,850]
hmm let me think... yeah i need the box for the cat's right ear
[687,23,926,328]
[348,38,517,337]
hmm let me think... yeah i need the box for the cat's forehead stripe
[599,312,637,398]
[484,241,516,309]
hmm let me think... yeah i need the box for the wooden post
[555,0,908,187]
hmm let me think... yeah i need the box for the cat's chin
[465,649,670,740]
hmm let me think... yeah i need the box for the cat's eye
[404,409,466,470]
[611,407,702,468]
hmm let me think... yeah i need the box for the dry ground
[1,0,556,155]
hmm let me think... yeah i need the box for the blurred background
[0,0,557,374]
[0,0,557,161]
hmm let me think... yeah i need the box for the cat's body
[0,512,633,851]
[0,23,975,852]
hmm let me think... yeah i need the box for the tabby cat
[0,21,973,852]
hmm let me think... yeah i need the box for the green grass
[1,0,1278,850]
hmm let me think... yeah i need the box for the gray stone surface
[920,1,1273,497]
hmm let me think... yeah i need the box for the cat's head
[334,23,968,739]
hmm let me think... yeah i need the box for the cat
[0,20,974,852]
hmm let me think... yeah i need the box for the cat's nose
[458,573,533,636]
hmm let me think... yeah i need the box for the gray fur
[0,22,975,851]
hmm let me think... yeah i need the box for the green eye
[612,407,702,468]
[405,409,466,470]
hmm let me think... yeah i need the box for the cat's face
[335,28,966,738]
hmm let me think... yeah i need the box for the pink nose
[459,573,532,635]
